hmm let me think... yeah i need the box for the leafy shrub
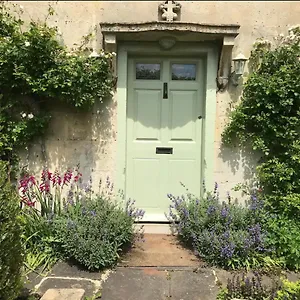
[0,4,114,165]
[265,214,300,270]
[0,161,24,300]
[166,183,268,269]
[53,192,144,270]
[222,26,300,270]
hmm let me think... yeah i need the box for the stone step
[40,288,85,300]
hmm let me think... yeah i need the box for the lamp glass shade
[232,53,247,75]
[234,60,246,75]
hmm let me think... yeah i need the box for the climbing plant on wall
[0,3,115,168]
[222,26,300,269]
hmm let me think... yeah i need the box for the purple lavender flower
[182,207,189,218]
[220,242,235,259]
[249,194,264,211]
[226,191,232,204]
[221,206,229,218]
[214,182,218,194]
[207,205,216,215]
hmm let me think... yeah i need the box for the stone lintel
[100,21,240,36]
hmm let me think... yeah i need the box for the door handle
[163,82,168,99]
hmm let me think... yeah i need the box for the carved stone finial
[159,1,181,22]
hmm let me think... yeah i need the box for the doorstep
[136,223,172,234]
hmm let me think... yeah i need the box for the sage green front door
[126,57,205,221]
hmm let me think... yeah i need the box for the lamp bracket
[103,33,117,76]
[217,36,236,92]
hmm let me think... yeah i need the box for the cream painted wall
[12,1,300,202]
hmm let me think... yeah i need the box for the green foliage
[222,27,300,195]
[166,184,269,270]
[274,279,300,300]
[222,25,300,270]
[53,194,144,270]
[0,161,24,300]
[21,207,60,275]
[0,4,114,165]
[20,206,61,276]
[265,214,300,270]
[18,167,85,274]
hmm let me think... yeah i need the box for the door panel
[169,90,197,141]
[126,57,204,221]
[168,159,198,197]
[134,89,162,141]
[132,158,161,210]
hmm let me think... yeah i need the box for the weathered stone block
[41,288,85,300]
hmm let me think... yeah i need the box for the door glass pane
[171,64,196,80]
[136,63,161,80]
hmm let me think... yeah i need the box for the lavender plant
[217,272,280,300]
[166,183,269,269]
[218,272,300,300]
[19,168,144,272]
[53,177,145,270]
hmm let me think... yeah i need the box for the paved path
[101,267,220,300]
[24,234,300,300]
[119,234,202,267]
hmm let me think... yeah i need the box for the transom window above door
[136,63,161,80]
[135,61,197,81]
[171,63,196,80]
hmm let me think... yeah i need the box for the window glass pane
[136,63,161,80]
[171,64,196,80]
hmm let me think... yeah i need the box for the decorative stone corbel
[104,33,117,76]
[217,36,236,92]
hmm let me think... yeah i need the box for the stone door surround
[100,21,240,91]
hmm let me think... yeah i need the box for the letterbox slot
[156,147,173,154]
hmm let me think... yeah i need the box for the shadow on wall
[19,96,117,192]
[218,76,260,188]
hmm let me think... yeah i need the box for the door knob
[198,116,202,119]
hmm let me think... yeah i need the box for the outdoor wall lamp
[230,53,247,86]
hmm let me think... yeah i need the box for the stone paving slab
[24,261,105,296]
[37,278,96,297]
[170,269,219,300]
[50,261,104,280]
[101,268,170,300]
[41,288,85,300]
[100,267,220,300]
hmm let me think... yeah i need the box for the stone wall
[13,1,300,200]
